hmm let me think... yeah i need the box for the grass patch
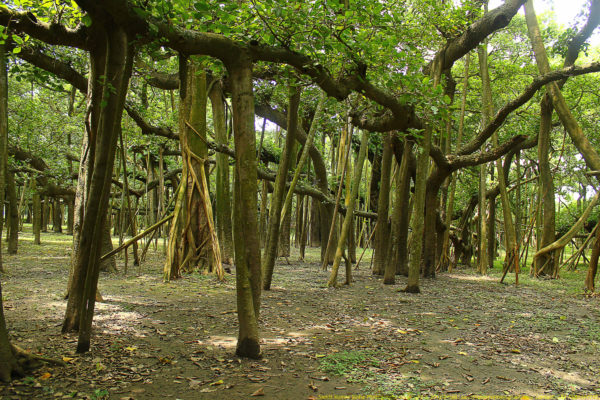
[319,350,377,376]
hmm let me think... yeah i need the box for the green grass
[319,350,377,376]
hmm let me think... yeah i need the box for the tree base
[401,285,421,294]
[0,344,65,382]
[235,338,261,359]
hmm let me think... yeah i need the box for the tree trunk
[375,133,393,277]
[209,81,234,264]
[535,95,557,277]
[310,197,320,247]
[6,172,18,255]
[32,180,41,245]
[328,129,369,287]
[585,224,600,292]
[278,140,297,258]
[41,197,49,232]
[404,60,442,292]
[0,280,21,382]
[63,32,106,334]
[0,42,7,272]
[52,198,62,233]
[262,84,300,290]
[391,140,413,277]
[165,58,222,280]
[68,22,134,353]
[229,59,262,359]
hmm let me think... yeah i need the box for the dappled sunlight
[543,369,593,386]
[450,273,497,282]
[198,335,237,349]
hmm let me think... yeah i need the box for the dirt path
[1,230,599,399]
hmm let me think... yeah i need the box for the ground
[0,229,599,399]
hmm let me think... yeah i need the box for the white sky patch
[490,0,600,45]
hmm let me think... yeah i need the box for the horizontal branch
[458,62,600,156]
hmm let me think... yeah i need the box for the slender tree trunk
[6,172,18,254]
[72,23,134,353]
[262,84,300,290]
[119,128,139,265]
[209,81,234,264]
[32,180,41,245]
[0,42,7,272]
[375,132,393,277]
[279,140,298,258]
[63,33,105,334]
[392,140,413,276]
[328,129,369,287]
[404,59,442,292]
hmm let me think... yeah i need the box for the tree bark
[229,58,262,358]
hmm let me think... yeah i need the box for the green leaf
[82,14,92,27]
[12,47,22,54]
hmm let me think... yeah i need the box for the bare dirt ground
[1,229,600,399]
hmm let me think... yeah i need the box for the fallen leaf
[251,388,264,396]
[125,346,137,352]
[308,381,318,392]
[209,380,224,386]
[62,356,74,363]
[511,349,521,354]
[40,372,51,380]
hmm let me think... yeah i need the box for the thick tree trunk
[535,95,557,277]
[165,59,222,280]
[229,59,262,358]
[585,224,600,292]
[0,280,21,382]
